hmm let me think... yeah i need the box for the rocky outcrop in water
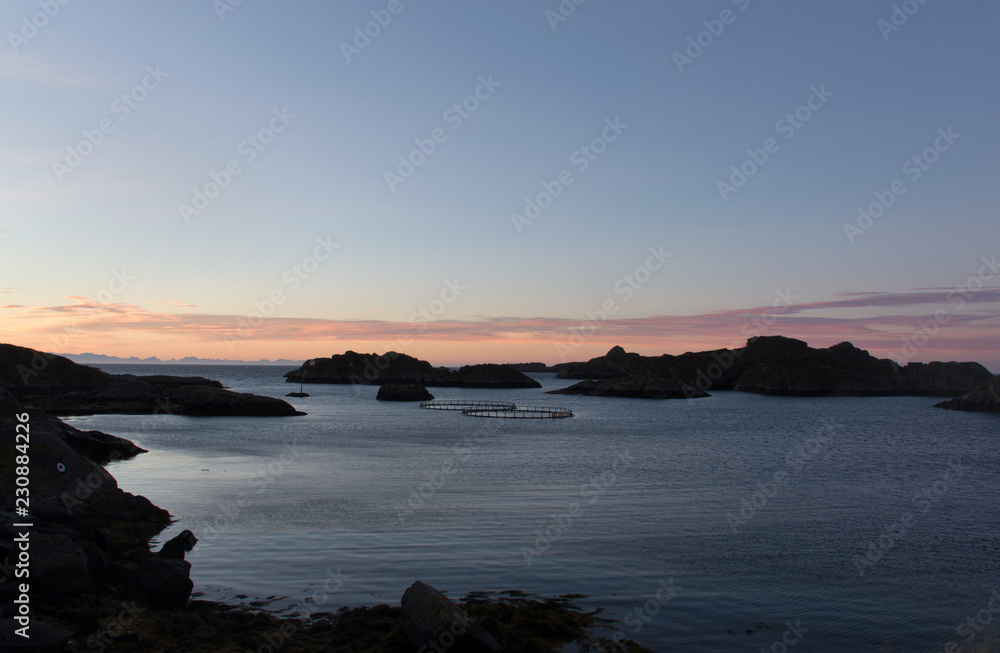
[506,362,556,373]
[731,338,991,396]
[549,337,992,399]
[448,363,540,388]
[549,376,710,399]
[286,351,541,388]
[935,376,1000,414]
[376,384,434,401]
[1,343,304,417]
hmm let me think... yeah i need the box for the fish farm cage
[418,400,574,419]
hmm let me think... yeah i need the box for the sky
[1,0,998,369]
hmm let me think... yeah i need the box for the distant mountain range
[60,352,303,366]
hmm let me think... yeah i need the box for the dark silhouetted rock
[0,391,171,551]
[2,343,304,417]
[157,529,198,559]
[61,428,147,464]
[505,362,554,372]
[0,619,72,653]
[936,375,1000,413]
[131,374,223,389]
[87,546,109,584]
[549,337,991,398]
[550,377,709,399]
[401,581,501,653]
[377,384,434,401]
[288,351,439,385]
[0,344,112,394]
[448,364,541,388]
[900,362,997,397]
[733,337,992,397]
[31,533,92,596]
[286,351,540,388]
[125,558,193,609]
[555,346,648,380]
[165,385,304,417]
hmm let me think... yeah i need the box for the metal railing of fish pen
[460,406,574,419]
[419,400,517,411]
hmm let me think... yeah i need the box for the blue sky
[1,0,998,367]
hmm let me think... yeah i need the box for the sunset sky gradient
[1,1,998,369]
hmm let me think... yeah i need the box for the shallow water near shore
[66,364,1000,652]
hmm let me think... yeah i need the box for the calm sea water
[65,365,1000,652]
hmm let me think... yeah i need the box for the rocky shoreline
[0,392,646,651]
[0,344,648,652]
[1,345,304,417]
[935,375,1000,413]
[3,338,994,651]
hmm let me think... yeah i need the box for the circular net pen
[419,400,517,412]
[460,405,574,419]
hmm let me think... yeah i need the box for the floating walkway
[419,400,573,419]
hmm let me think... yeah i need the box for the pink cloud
[3,289,998,368]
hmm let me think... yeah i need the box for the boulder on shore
[157,529,199,559]
[377,384,434,401]
[401,581,501,653]
[125,557,194,609]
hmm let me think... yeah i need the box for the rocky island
[285,351,542,389]
[549,336,993,400]
[1,344,304,417]
[376,384,434,402]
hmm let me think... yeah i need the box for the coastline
[4,344,999,651]
[0,385,649,652]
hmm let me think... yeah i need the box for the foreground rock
[0,389,172,634]
[377,384,434,401]
[125,557,194,609]
[1,343,304,416]
[550,337,992,399]
[60,426,147,463]
[935,376,1000,413]
[31,532,93,596]
[286,351,541,388]
[0,619,72,652]
[401,581,501,653]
